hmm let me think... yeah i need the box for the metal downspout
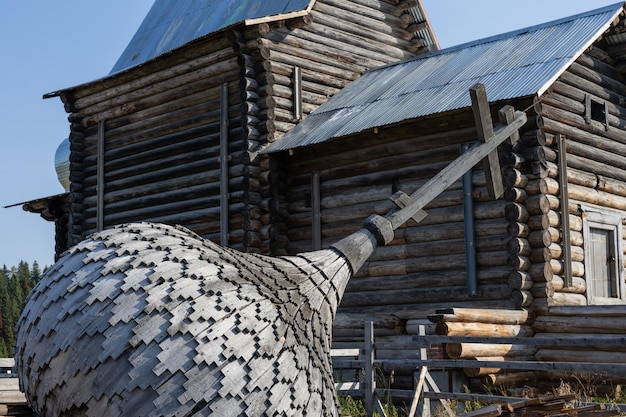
[220,83,229,247]
[462,143,478,296]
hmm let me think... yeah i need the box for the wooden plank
[471,83,503,199]
[459,404,502,417]
[0,379,19,390]
[0,359,14,369]
[0,390,27,404]
[400,359,626,373]
[408,367,428,417]
[364,321,375,417]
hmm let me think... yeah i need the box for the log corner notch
[333,83,528,274]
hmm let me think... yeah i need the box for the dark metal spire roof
[110,0,314,74]
[264,2,625,153]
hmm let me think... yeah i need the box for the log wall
[58,0,429,256]
[508,36,626,369]
[63,37,251,250]
[280,111,534,331]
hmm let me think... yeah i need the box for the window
[582,205,625,304]
[584,93,609,131]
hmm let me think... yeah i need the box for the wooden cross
[471,84,503,200]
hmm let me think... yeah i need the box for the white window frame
[581,205,625,305]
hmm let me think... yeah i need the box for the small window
[585,94,609,131]
[582,205,625,304]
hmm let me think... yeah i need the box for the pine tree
[0,262,45,358]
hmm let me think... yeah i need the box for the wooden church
[20,0,626,402]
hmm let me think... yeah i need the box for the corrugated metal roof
[111,0,314,74]
[264,2,624,153]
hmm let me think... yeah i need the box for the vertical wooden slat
[293,66,303,120]
[220,82,229,247]
[558,134,573,287]
[312,171,321,250]
[364,320,375,417]
[97,120,105,232]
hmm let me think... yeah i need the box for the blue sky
[0,0,620,269]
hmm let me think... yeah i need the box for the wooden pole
[220,83,229,246]
[557,134,573,287]
[364,320,375,417]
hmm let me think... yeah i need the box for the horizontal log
[512,290,533,308]
[404,320,437,336]
[337,299,515,320]
[315,1,413,41]
[508,222,529,238]
[346,266,510,292]
[526,178,559,196]
[532,333,626,352]
[307,11,416,58]
[569,182,626,211]
[535,304,626,317]
[532,315,626,334]
[73,37,234,103]
[333,313,405,331]
[476,371,538,389]
[446,343,537,359]
[536,348,626,363]
[508,271,533,291]
[79,59,239,121]
[550,275,586,294]
[575,52,625,89]
[436,322,533,338]
[427,308,533,325]
[341,283,511,308]
[463,356,507,377]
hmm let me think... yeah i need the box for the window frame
[581,205,625,305]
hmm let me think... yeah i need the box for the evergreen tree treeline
[0,261,44,357]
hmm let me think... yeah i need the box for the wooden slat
[399,359,626,373]
[0,390,27,405]
[459,404,502,417]
[0,379,19,390]
[0,359,14,369]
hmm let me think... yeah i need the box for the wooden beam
[471,83,503,200]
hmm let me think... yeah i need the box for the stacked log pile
[0,359,34,417]
[428,307,537,389]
